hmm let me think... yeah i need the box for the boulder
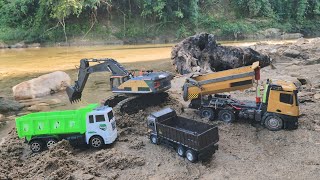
[171,33,271,75]
[0,97,23,113]
[283,49,301,58]
[12,71,71,100]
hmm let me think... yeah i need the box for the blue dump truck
[147,108,219,162]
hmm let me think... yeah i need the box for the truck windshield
[107,111,114,122]
[280,93,293,104]
[96,115,105,122]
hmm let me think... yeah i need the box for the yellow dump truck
[183,62,299,131]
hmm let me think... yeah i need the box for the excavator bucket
[66,86,82,103]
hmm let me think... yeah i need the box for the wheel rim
[223,112,231,122]
[186,152,194,161]
[152,137,157,144]
[31,143,41,152]
[202,110,211,118]
[268,118,280,128]
[47,140,56,148]
[92,138,102,147]
[178,148,183,156]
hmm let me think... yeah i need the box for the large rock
[283,49,301,58]
[0,97,23,113]
[171,33,271,74]
[12,71,71,100]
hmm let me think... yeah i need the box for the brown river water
[0,39,298,77]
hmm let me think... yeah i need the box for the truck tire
[200,108,215,121]
[177,145,186,157]
[150,135,158,145]
[90,136,104,148]
[186,149,197,163]
[30,140,44,153]
[218,109,235,123]
[264,115,283,131]
[46,138,58,149]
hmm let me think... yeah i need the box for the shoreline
[1,34,315,49]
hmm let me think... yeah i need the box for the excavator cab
[110,76,130,90]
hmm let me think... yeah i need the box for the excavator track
[104,92,169,115]
[103,94,128,108]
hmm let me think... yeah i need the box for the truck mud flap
[198,144,218,161]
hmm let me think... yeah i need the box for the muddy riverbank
[1,39,320,179]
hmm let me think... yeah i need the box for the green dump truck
[16,104,117,152]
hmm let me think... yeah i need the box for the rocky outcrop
[0,97,23,113]
[12,71,71,100]
[171,33,271,74]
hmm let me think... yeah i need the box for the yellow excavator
[67,58,173,114]
[183,62,299,131]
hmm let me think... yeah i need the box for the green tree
[46,0,83,42]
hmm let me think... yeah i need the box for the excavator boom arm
[67,58,130,103]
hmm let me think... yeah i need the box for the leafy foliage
[0,0,320,42]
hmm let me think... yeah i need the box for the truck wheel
[46,138,58,149]
[186,149,197,163]
[177,145,185,157]
[90,136,104,148]
[30,140,44,153]
[200,108,215,121]
[150,135,158,145]
[264,116,283,131]
[218,110,235,123]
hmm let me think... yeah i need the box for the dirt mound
[94,149,145,170]
[171,33,271,74]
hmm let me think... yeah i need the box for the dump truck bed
[156,116,219,151]
[16,104,98,141]
[183,62,260,101]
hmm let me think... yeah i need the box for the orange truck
[183,62,299,131]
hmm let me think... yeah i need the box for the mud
[1,38,320,179]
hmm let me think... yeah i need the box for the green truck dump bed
[16,104,98,141]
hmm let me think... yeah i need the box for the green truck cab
[16,104,117,153]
